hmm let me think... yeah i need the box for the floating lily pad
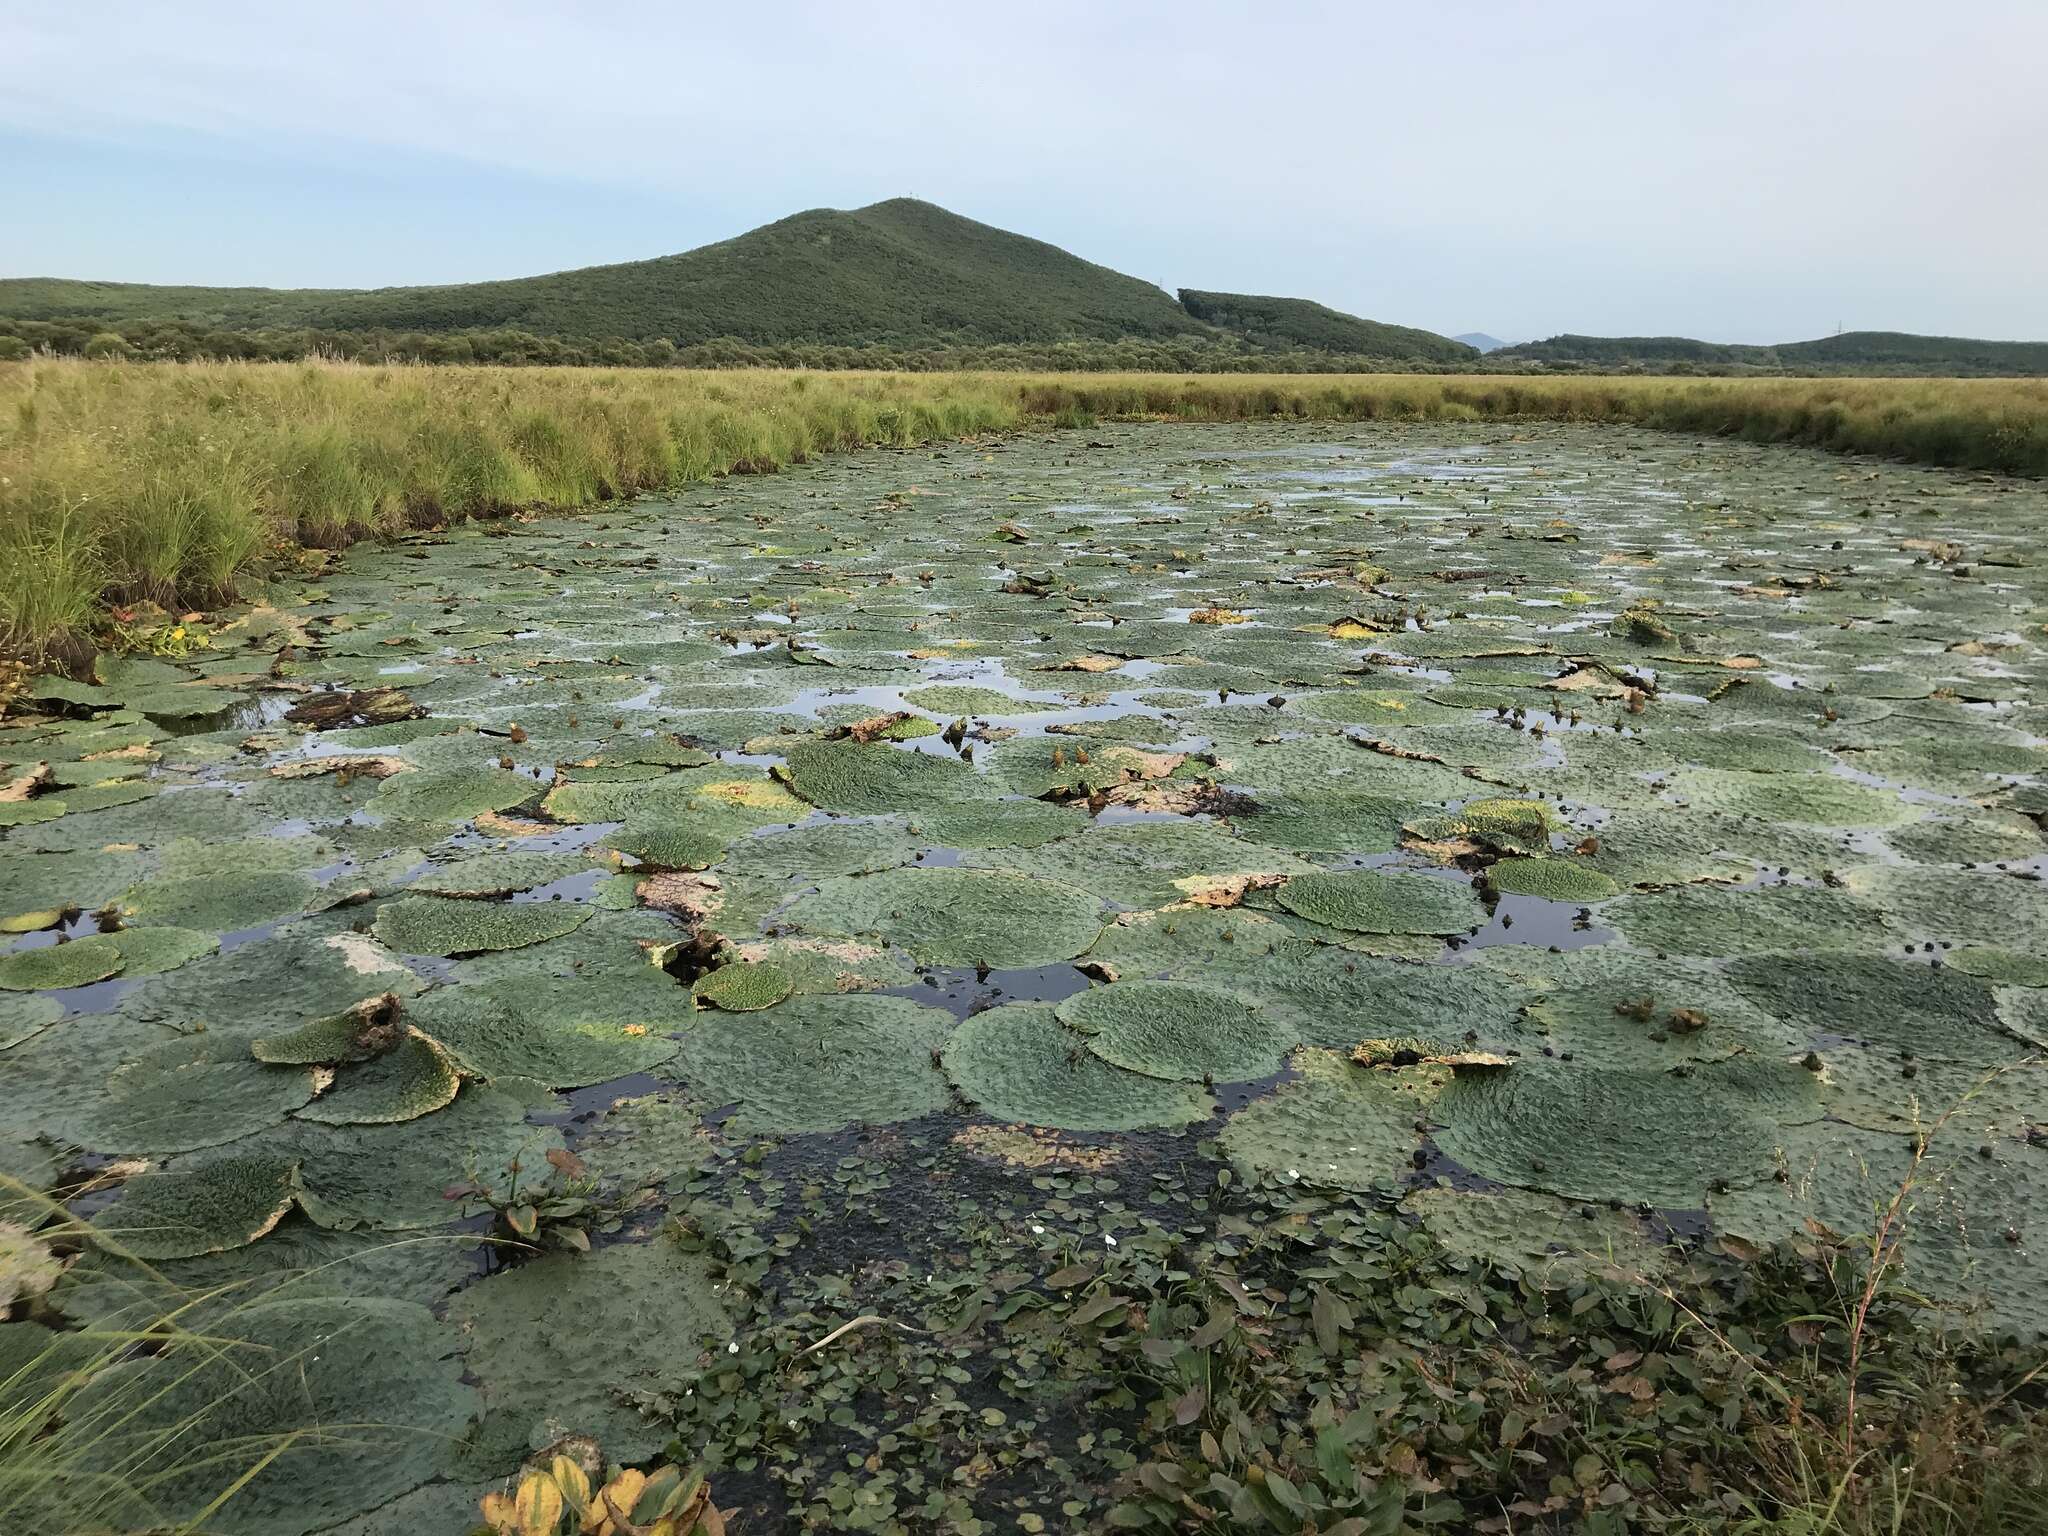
[1275,869,1485,936]
[118,930,423,1035]
[1234,794,1413,854]
[122,871,321,933]
[1665,768,1914,828]
[1055,979,1293,1083]
[574,1093,712,1198]
[552,765,807,826]
[903,683,1065,715]
[1725,952,2005,1061]
[1219,1049,1442,1192]
[784,868,1104,968]
[715,817,922,881]
[662,993,953,1133]
[1432,1057,1825,1208]
[1842,865,2048,950]
[371,765,539,823]
[1885,811,2044,866]
[1252,946,1537,1050]
[1951,947,2048,988]
[1813,1049,2044,1139]
[965,821,1311,910]
[1607,884,1894,957]
[1081,906,1294,981]
[1520,948,1803,1068]
[773,739,980,814]
[61,1033,320,1155]
[693,960,794,1012]
[409,851,590,897]
[251,993,407,1065]
[284,1082,561,1231]
[981,738,1194,800]
[1294,690,1470,727]
[1707,1118,2048,1338]
[449,1239,729,1466]
[1405,1185,1681,1286]
[92,1153,302,1260]
[0,993,64,1049]
[72,1297,476,1536]
[1409,798,1555,858]
[372,896,591,956]
[722,935,921,996]
[0,937,125,991]
[0,851,152,925]
[296,1030,464,1125]
[55,1212,479,1332]
[910,798,1086,850]
[941,1002,1214,1131]
[600,813,746,871]
[407,977,682,1086]
[1484,856,1619,903]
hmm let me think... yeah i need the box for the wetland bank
[4,419,2047,1534]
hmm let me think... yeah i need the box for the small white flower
[1286,1167,1301,1180]
[1103,1233,1118,1248]
[727,1341,739,1354]
[1030,1224,1045,1236]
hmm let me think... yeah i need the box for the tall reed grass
[3,359,2043,665]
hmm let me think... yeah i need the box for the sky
[3,0,2044,344]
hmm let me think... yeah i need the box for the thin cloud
[2,0,2042,341]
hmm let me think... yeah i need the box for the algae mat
[3,422,2046,1533]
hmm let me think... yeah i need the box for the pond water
[2,420,2044,1532]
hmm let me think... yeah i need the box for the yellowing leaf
[550,1456,591,1516]
[693,779,803,812]
[593,1470,647,1535]
[514,1470,564,1536]
[480,1491,518,1534]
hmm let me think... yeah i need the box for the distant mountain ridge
[2,203,2039,375]
[1495,330,2048,376]
[1179,290,1474,364]
[0,198,1470,361]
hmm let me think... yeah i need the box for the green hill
[1178,290,1476,363]
[0,200,1212,347]
[1491,334,1762,366]
[0,199,1478,365]
[1494,330,2048,376]
[1775,331,2048,372]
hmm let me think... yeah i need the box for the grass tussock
[3,359,2044,666]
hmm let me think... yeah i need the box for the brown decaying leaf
[475,809,552,838]
[636,872,724,923]
[0,762,52,802]
[1170,871,1288,909]
[267,754,410,780]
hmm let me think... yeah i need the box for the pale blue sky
[3,0,2043,343]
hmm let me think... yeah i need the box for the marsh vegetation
[2,422,2044,1533]
[4,359,2044,666]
